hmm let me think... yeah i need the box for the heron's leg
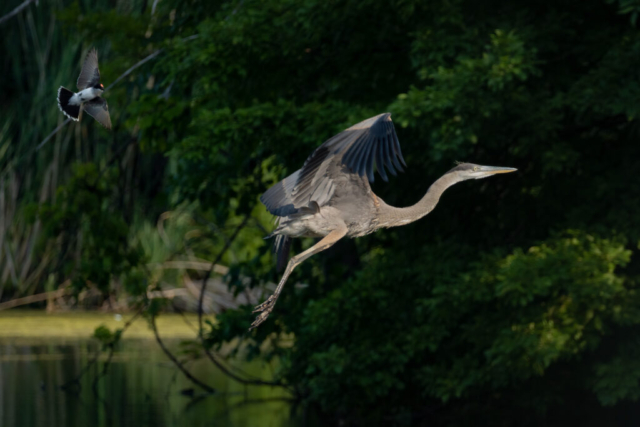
[250,227,348,330]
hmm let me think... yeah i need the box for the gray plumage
[261,113,405,219]
[77,49,101,90]
[250,113,517,330]
[83,96,112,129]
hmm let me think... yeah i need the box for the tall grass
[0,0,148,300]
[0,0,77,298]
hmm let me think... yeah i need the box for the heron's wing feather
[290,144,336,207]
[77,49,101,90]
[288,113,404,209]
[338,112,406,182]
[260,170,300,216]
[83,97,112,129]
[261,113,405,215]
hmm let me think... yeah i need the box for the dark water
[0,338,298,427]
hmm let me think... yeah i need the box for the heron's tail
[57,87,80,120]
[264,216,292,270]
[274,235,291,271]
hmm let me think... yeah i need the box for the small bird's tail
[57,87,80,120]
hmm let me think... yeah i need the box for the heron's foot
[249,311,271,330]
[253,294,277,313]
[249,295,278,330]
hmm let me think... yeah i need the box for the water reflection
[0,338,298,427]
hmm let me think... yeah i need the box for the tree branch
[150,314,216,394]
[0,0,36,26]
[35,118,71,151]
[91,343,115,396]
[0,282,69,311]
[198,215,251,336]
[105,49,162,91]
[202,346,289,388]
[195,214,289,389]
[60,309,142,393]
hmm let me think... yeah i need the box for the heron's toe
[249,311,271,330]
[252,295,276,313]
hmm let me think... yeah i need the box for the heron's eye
[473,166,480,172]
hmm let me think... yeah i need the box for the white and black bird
[57,48,112,129]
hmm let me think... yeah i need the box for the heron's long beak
[479,166,518,174]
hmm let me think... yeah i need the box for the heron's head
[447,162,517,181]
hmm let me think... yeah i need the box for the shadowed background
[1,0,640,426]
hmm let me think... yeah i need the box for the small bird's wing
[288,113,406,209]
[77,49,101,90]
[83,97,112,129]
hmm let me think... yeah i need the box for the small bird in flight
[57,48,112,129]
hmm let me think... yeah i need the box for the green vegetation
[2,0,640,425]
[0,310,198,339]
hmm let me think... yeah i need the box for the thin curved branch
[0,282,70,311]
[60,309,142,392]
[196,214,289,389]
[36,118,71,151]
[202,346,289,388]
[60,347,101,393]
[90,310,143,395]
[0,0,36,26]
[105,49,162,91]
[198,215,251,335]
[150,314,216,394]
[91,344,115,396]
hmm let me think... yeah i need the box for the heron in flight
[252,113,516,329]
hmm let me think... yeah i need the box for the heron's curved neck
[377,173,462,228]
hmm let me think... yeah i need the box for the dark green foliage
[4,0,640,424]
[36,163,145,293]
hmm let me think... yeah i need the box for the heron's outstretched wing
[289,112,406,208]
[339,112,406,182]
[261,113,406,216]
[83,97,112,129]
[77,49,101,90]
[261,170,300,216]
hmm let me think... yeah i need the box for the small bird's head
[94,83,104,93]
[447,162,517,181]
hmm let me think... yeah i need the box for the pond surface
[0,311,299,427]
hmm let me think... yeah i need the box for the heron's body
[251,112,516,329]
[274,181,435,238]
[273,177,376,239]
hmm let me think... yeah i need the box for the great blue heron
[252,113,516,329]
